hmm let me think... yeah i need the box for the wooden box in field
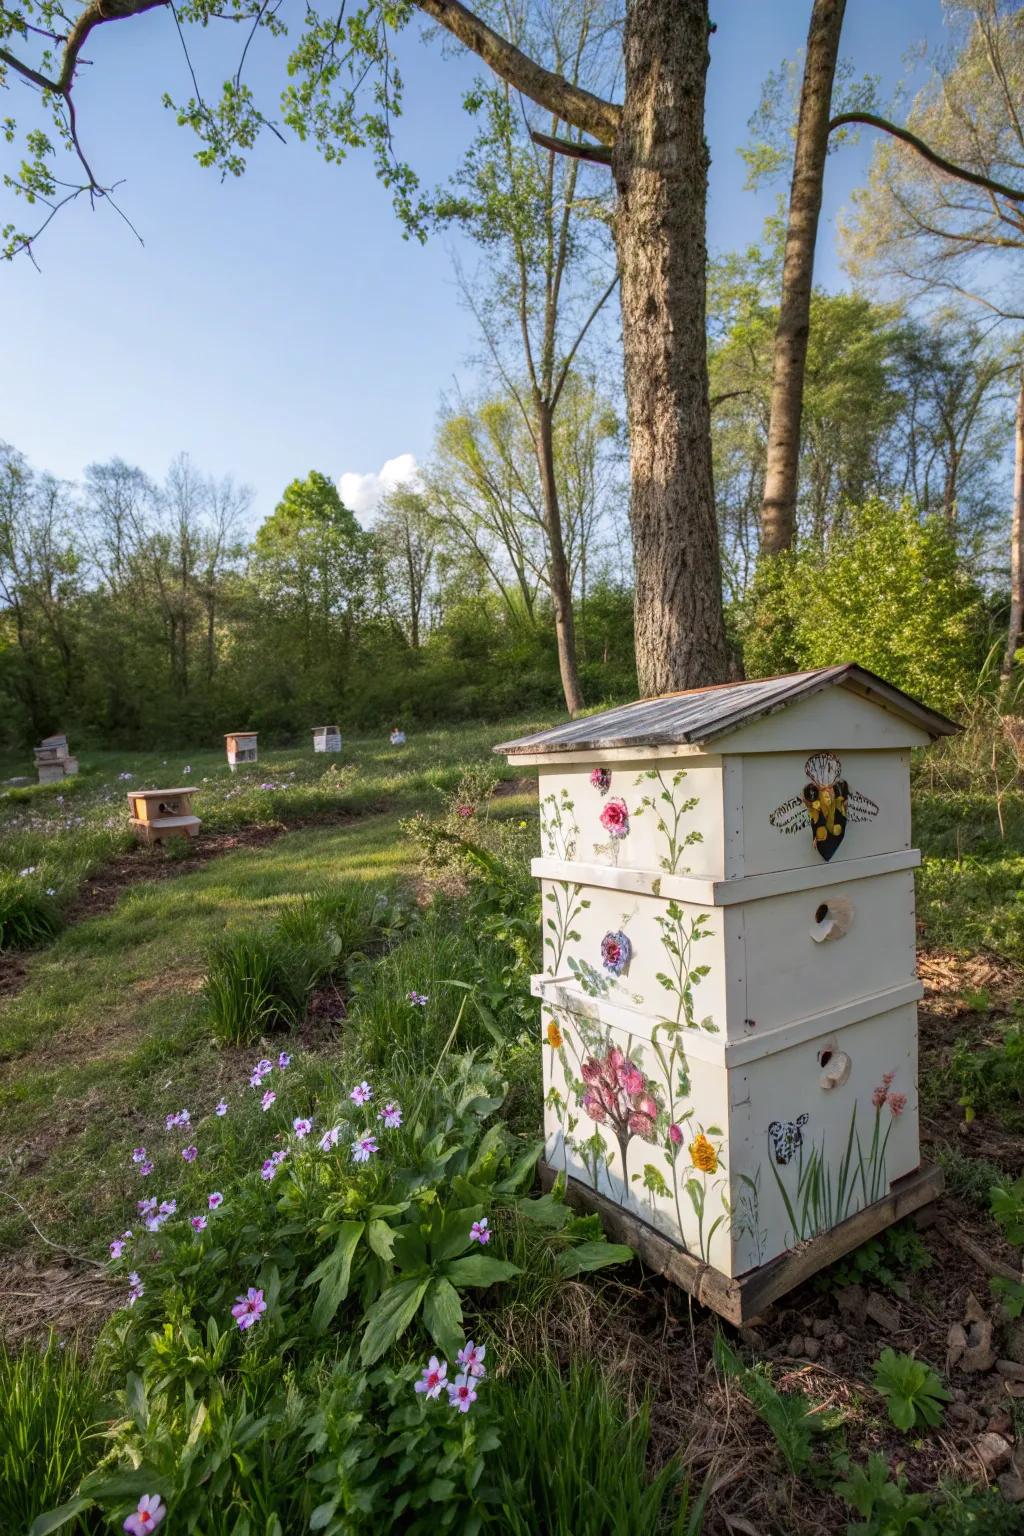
[225,732,258,771]
[496,665,957,1321]
[313,726,342,753]
[128,788,200,845]
[34,733,78,783]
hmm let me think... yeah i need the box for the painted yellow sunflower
[546,1019,563,1049]
[689,1133,718,1174]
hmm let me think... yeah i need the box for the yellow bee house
[312,726,342,753]
[128,788,201,845]
[497,665,958,1321]
[34,733,79,784]
[225,732,258,771]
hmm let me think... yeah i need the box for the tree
[374,483,436,649]
[0,0,730,696]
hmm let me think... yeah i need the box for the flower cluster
[598,797,629,839]
[407,991,429,1007]
[414,1339,487,1413]
[872,1072,907,1116]
[580,1047,659,1144]
[165,1109,190,1130]
[688,1132,718,1174]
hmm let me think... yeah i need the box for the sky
[1,0,945,527]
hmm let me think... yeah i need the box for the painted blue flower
[600,930,631,975]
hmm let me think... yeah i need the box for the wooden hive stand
[128,788,201,846]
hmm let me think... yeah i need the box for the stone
[802,1336,822,1361]
[4,775,33,786]
[997,1471,1024,1503]
[987,1410,1013,1437]
[827,1331,849,1352]
[836,1285,867,1324]
[866,1291,901,1333]
[811,1318,830,1339]
[997,1360,1024,1382]
[948,1322,969,1369]
[787,1333,805,1357]
[962,1318,997,1374]
[949,1401,978,1427]
[737,1327,765,1350]
[1003,1321,1024,1365]
[964,1291,989,1326]
[975,1432,1013,1475]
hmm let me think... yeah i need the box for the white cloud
[338,452,420,518]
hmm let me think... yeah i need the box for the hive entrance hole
[815,902,830,924]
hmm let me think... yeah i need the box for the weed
[714,1333,837,1476]
[872,1348,951,1432]
[817,1223,932,1299]
[0,873,62,952]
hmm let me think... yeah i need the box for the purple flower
[600,929,632,976]
[109,1235,129,1260]
[256,1059,273,1076]
[127,1271,144,1305]
[260,1158,278,1182]
[207,1191,223,1209]
[447,1374,478,1413]
[182,1145,198,1164]
[378,1102,402,1129]
[469,1217,490,1245]
[261,1090,276,1112]
[215,1100,228,1117]
[350,1080,373,1106]
[138,1160,154,1177]
[278,1052,291,1069]
[159,1200,176,1217]
[191,1215,207,1232]
[123,1493,165,1535]
[319,1125,341,1151]
[293,1117,313,1139]
[407,991,429,1007]
[457,1339,486,1378]
[145,1214,164,1233]
[415,1356,448,1399]
[249,1073,263,1089]
[165,1109,190,1130]
[137,1197,157,1216]
[351,1134,378,1164]
[131,1147,148,1164]
[231,1287,267,1331]
[272,1148,288,1165]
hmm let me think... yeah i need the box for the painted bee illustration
[767,1114,809,1166]
[768,751,879,862]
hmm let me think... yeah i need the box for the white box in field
[497,665,957,1317]
[225,732,258,771]
[313,726,342,753]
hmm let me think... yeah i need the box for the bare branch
[529,128,612,165]
[830,111,1024,204]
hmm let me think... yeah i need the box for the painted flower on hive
[599,797,629,839]
[123,1493,166,1534]
[689,1133,718,1174]
[545,1018,563,1049]
[590,767,612,795]
[600,930,632,976]
[871,1071,906,1116]
[579,1046,660,1179]
[231,1286,267,1331]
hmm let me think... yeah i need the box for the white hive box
[497,665,958,1320]
[313,726,342,753]
[225,732,258,771]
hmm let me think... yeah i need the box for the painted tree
[0,0,730,695]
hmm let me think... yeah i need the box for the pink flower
[350,1081,373,1106]
[378,1102,402,1129]
[582,1091,607,1124]
[469,1217,490,1245]
[888,1092,908,1117]
[278,1052,291,1069]
[260,1158,279,1181]
[447,1374,478,1413]
[590,767,611,794]
[457,1340,486,1378]
[182,1145,198,1163]
[123,1493,165,1534]
[127,1271,144,1305]
[620,1067,644,1096]
[351,1134,378,1163]
[261,1090,276,1112]
[293,1117,313,1139]
[319,1125,341,1151]
[415,1356,448,1399]
[456,804,475,818]
[131,1147,148,1164]
[109,1236,129,1260]
[668,1123,684,1145]
[580,1058,602,1085]
[599,797,629,838]
[231,1287,267,1330]
[207,1191,223,1209]
[191,1215,207,1232]
[627,1111,657,1140]
[215,1100,228,1117]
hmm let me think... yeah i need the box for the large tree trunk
[536,399,585,715]
[612,0,729,696]
[1001,371,1024,687]
[760,0,846,556]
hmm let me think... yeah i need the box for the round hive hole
[815,902,830,924]
[819,1048,833,1067]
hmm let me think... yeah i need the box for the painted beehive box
[313,726,342,753]
[497,666,957,1287]
[225,732,258,770]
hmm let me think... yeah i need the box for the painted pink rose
[620,1067,644,1096]
[582,1091,607,1123]
[599,798,629,838]
[627,1111,657,1141]
[580,1058,602,1085]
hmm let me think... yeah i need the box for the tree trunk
[760,0,846,555]
[612,0,729,696]
[1001,371,1024,686]
[536,398,585,715]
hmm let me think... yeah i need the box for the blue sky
[2,0,943,526]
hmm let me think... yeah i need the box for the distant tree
[374,483,436,649]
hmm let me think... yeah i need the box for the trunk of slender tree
[760,0,846,556]
[1001,372,1024,687]
[536,398,585,715]
[612,0,729,696]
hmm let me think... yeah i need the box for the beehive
[33,733,78,783]
[128,788,201,845]
[497,665,958,1320]
[313,726,342,753]
[225,732,258,771]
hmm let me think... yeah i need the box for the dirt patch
[0,1251,122,1347]
[491,776,537,800]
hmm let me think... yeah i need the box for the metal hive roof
[494,664,960,757]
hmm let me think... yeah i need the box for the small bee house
[225,732,258,771]
[313,726,342,753]
[128,788,201,845]
[34,734,79,784]
[497,665,957,1321]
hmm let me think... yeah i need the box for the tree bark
[612,0,729,696]
[1001,370,1024,687]
[536,399,585,714]
[760,0,846,556]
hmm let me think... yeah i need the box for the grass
[0,1333,105,1532]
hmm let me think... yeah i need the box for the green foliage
[743,500,989,714]
[817,1223,933,1299]
[948,1021,1024,1128]
[835,1452,1024,1535]
[0,871,61,951]
[872,1349,951,1432]
[0,1334,104,1532]
[714,1334,835,1476]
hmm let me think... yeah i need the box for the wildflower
[546,1019,563,1049]
[46,887,57,896]
[261,1090,276,1112]
[415,1356,448,1399]
[215,1100,228,1117]
[182,1145,198,1163]
[138,1160,154,1177]
[183,765,192,775]
[293,1116,313,1139]
[518,819,527,828]
[127,1272,144,1305]
[256,1058,273,1076]
[249,1072,263,1088]
[272,1148,288,1165]
[668,1123,684,1146]
[131,1147,147,1163]
[123,1493,165,1535]
[407,991,429,1007]
[109,1235,129,1260]
[145,1215,164,1233]
[469,1217,490,1245]
[278,1052,291,1069]
[352,1134,378,1163]
[456,804,475,818]
[207,1191,223,1209]
[159,1200,176,1217]
[165,1109,190,1130]
[191,1215,207,1232]
[689,1134,718,1174]
[118,771,134,781]
[458,1340,486,1378]
[350,1080,373,1106]
[378,1102,402,1129]
[137,1196,158,1216]
[319,1125,341,1151]
[231,1287,267,1330]
[260,1158,279,1181]
[447,1374,478,1413]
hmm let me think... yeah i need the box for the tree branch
[414,0,621,145]
[529,128,612,165]
[830,111,1024,204]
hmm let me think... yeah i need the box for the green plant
[834,1452,936,1534]
[201,926,309,1045]
[0,1333,104,1532]
[0,874,62,952]
[872,1349,951,1431]
[818,1223,932,1299]
[714,1334,835,1476]
[949,1024,1024,1127]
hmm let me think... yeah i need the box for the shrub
[0,1333,104,1532]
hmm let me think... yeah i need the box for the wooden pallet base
[539,1160,944,1325]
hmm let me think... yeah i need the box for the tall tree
[374,483,436,649]
[0,0,730,696]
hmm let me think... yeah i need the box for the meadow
[2,719,1024,1535]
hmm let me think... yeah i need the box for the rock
[987,1410,1013,1437]
[976,1432,1013,1475]
[836,1284,867,1324]
[866,1291,901,1333]
[962,1318,997,1373]
[965,1291,989,1325]
[4,775,32,786]
[997,1360,1024,1382]
[999,1471,1024,1502]
[737,1326,765,1350]
[1003,1321,1024,1365]
[949,1401,978,1427]
[812,1318,830,1339]
[802,1336,822,1361]
[787,1333,805,1357]
[826,1331,849,1352]
[948,1323,969,1369]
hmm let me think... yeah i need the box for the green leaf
[366,1218,396,1262]
[441,1254,520,1287]
[306,1221,364,1334]
[29,1498,95,1536]
[557,1241,634,1276]
[517,1192,572,1229]
[422,1276,464,1358]
[360,1276,431,1365]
